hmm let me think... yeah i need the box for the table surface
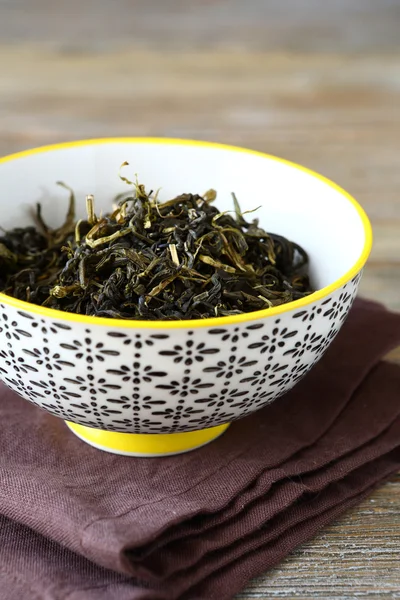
[0,1,399,597]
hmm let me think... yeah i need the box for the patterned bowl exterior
[0,273,361,433]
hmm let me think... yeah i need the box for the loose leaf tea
[0,169,313,320]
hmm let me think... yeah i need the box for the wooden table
[0,1,399,597]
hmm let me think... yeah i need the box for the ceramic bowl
[0,139,372,456]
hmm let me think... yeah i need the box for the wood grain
[0,1,399,597]
[238,479,400,599]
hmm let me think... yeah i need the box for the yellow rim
[0,137,373,329]
[66,421,230,455]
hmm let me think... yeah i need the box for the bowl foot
[65,421,230,457]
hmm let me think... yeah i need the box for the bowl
[0,138,372,456]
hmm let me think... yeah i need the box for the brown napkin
[0,298,399,600]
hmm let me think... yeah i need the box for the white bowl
[0,139,372,456]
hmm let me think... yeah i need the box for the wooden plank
[237,478,400,599]
[0,1,399,597]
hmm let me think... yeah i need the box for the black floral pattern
[293,305,323,322]
[28,378,80,400]
[312,325,340,357]
[0,274,362,433]
[0,348,38,375]
[187,409,236,430]
[208,323,263,343]
[351,272,363,286]
[18,311,72,335]
[22,347,74,371]
[284,331,323,359]
[247,321,298,356]
[40,402,92,423]
[159,338,219,366]
[60,374,124,427]
[107,363,167,384]
[2,376,32,401]
[270,362,310,389]
[0,312,32,341]
[60,337,120,363]
[63,374,121,396]
[194,387,247,408]
[322,291,353,321]
[107,331,162,348]
[156,375,214,397]
[223,387,276,416]
[203,355,258,380]
[240,362,289,387]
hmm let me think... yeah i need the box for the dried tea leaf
[0,172,313,320]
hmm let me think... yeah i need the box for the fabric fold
[126,360,400,570]
[0,298,398,600]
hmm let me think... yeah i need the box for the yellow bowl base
[65,421,230,457]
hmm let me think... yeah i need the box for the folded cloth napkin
[0,298,399,600]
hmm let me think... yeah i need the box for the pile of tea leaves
[0,167,313,320]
